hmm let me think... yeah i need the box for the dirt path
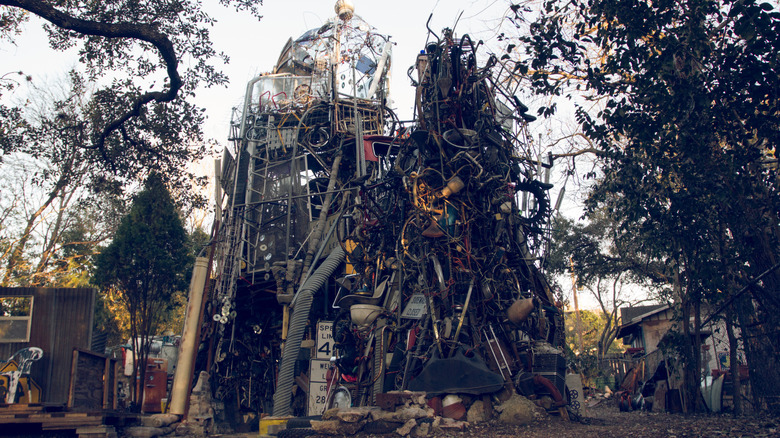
[467,401,779,438]
[232,399,778,438]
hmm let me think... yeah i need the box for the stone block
[311,419,364,435]
[310,420,342,435]
[370,405,433,422]
[437,417,468,432]
[335,406,375,423]
[141,414,181,428]
[496,394,547,426]
[376,391,427,411]
[124,426,163,438]
[321,408,340,421]
[466,399,492,423]
[175,422,204,436]
[395,418,416,437]
[412,422,431,437]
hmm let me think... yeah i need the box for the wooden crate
[67,349,119,411]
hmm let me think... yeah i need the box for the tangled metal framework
[203,6,566,422]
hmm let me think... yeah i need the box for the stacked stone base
[312,405,467,437]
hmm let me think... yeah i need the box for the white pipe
[214,159,223,219]
[367,41,393,99]
[170,257,209,416]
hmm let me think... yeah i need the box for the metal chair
[2,347,43,404]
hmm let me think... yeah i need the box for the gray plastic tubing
[272,245,345,416]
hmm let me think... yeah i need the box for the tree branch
[1,0,182,151]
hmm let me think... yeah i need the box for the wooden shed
[0,287,95,405]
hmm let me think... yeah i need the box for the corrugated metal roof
[620,304,666,323]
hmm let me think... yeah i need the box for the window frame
[0,296,34,343]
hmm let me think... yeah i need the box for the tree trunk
[725,306,741,416]
[672,258,698,413]
[693,294,703,412]
[128,298,140,408]
[680,299,698,413]
[730,188,780,414]
[2,186,60,285]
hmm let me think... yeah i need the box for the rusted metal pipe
[533,374,565,406]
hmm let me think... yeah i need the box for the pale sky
[1,1,611,309]
[197,0,514,142]
[2,1,515,143]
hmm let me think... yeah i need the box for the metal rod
[451,278,473,356]
[489,324,512,380]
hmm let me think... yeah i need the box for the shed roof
[620,304,667,323]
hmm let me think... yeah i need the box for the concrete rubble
[495,393,548,426]
[305,390,545,436]
[123,414,180,438]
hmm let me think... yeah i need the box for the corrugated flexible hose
[272,245,345,416]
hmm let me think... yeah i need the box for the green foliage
[92,291,124,349]
[548,213,654,360]
[92,173,192,407]
[563,310,624,386]
[94,173,191,324]
[515,0,780,412]
[0,0,261,191]
[548,212,664,286]
[517,0,780,258]
[0,296,31,316]
[0,72,130,287]
[565,309,624,354]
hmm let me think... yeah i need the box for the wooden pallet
[77,425,118,438]
[0,403,104,431]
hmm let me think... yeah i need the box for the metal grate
[335,100,383,135]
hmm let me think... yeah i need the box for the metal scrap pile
[204,3,566,423]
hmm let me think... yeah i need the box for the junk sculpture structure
[202,1,566,422]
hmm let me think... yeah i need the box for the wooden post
[113,360,119,410]
[67,349,78,409]
[102,358,111,410]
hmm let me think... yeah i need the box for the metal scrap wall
[200,5,567,420]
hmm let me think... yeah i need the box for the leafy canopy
[516,0,779,283]
[1,0,263,180]
[93,173,191,323]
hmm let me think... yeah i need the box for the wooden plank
[0,403,45,412]
[102,358,111,410]
[77,425,115,433]
[42,418,103,430]
[0,411,102,427]
[68,349,79,408]
[69,349,110,411]
[112,361,119,411]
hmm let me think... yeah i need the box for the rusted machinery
[199,1,566,424]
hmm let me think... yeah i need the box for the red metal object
[427,396,443,416]
[142,370,168,413]
[711,365,749,381]
[363,135,396,162]
[533,374,565,407]
[441,402,466,420]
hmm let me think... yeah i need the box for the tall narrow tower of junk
[203,0,566,423]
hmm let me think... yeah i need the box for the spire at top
[335,0,355,21]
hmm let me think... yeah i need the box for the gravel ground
[465,400,779,438]
[218,398,779,438]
